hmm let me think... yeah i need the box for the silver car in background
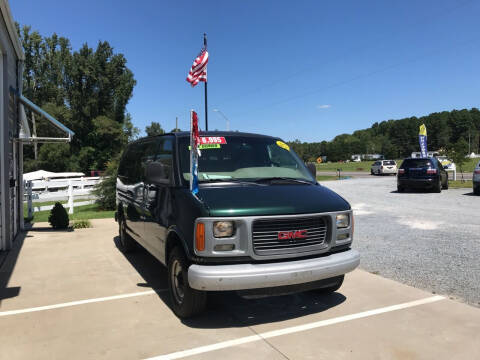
[371,160,397,175]
[473,160,480,195]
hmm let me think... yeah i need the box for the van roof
[132,131,279,144]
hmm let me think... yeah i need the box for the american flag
[190,110,201,194]
[186,49,208,87]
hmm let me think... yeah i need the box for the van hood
[197,183,350,217]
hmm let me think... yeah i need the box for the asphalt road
[318,171,473,180]
[323,177,480,307]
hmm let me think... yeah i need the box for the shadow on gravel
[114,236,347,329]
[462,192,477,196]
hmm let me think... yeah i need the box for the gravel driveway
[323,177,480,307]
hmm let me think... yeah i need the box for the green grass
[316,157,479,173]
[23,200,88,214]
[448,180,473,189]
[26,204,115,223]
[316,175,339,181]
[316,160,395,172]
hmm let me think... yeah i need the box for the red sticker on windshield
[200,137,227,145]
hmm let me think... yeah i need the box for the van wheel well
[166,233,187,262]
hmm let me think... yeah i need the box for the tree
[447,138,469,180]
[145,122,165,137]
[17,24,136,173]
[93,155,120,210]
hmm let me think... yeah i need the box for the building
[0,0,74,251]
[351,154,385,162]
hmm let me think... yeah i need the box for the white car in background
[473,160,480,195]
[371,160,397,175]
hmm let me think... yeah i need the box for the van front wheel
[168,247,207,318]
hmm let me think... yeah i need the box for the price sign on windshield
[199,137,227,145]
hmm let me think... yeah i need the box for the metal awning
[11,88,75,143]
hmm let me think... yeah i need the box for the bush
[48,202,70,229]
[72,219,92,229]
[93,154,120,210]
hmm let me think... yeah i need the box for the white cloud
[316,104,331,109]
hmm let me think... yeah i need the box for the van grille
[252,216,329,256]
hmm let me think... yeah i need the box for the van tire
[474,185,480,195]
[168,247,207,318]
[434,179,442,193]
[118,218,136,253]
[312,275,344,294]
[397,185,404,193]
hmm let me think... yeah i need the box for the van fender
[165,226,191,264]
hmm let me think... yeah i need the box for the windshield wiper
[252,177,314,185]
[199,178,257,184]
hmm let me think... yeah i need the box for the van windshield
[178,136,315,183]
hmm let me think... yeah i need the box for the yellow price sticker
[276,140,290,151]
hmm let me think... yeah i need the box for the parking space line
[0,289,166,317]
[146,295,445,360]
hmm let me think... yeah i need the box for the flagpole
[204,33,208,131]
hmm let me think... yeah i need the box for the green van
[116,131,359,318]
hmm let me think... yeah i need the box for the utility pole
[213,109,230,131]
[468,130,471,155]
[176,116,178,132]
[203,33,208,131]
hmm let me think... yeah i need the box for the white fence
[24,177,102,217]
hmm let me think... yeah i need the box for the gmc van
[116,132,359,318]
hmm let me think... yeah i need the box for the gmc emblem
[278,230,308,240]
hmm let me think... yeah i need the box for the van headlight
[336,214,349,228]
[213,221,235,238]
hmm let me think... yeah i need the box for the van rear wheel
[168,247,207,318]
[118,218,136,253]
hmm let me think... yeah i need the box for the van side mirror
[145,161,172,185]
[306,163,317,179]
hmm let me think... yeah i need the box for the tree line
[17,25,179,174]
[287,108,480,162]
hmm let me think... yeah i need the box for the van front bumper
[188,249,360,291]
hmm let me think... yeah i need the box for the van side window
[155,138,174,181]
[120,144,141,185]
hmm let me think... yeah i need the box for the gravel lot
[323,176,480,307]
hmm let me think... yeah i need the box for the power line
[230,37,480,118]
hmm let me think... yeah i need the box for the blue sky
[10,0,480,142]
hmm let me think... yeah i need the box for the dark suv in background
[397,157,448,193]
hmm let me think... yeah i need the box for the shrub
[72,219,92,229]
[48,202,70,229]
[93,154,120,210]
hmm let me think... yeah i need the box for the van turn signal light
[196,223,205,251]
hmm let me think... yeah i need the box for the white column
[27,180,33,219]
[68,180,74,214]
